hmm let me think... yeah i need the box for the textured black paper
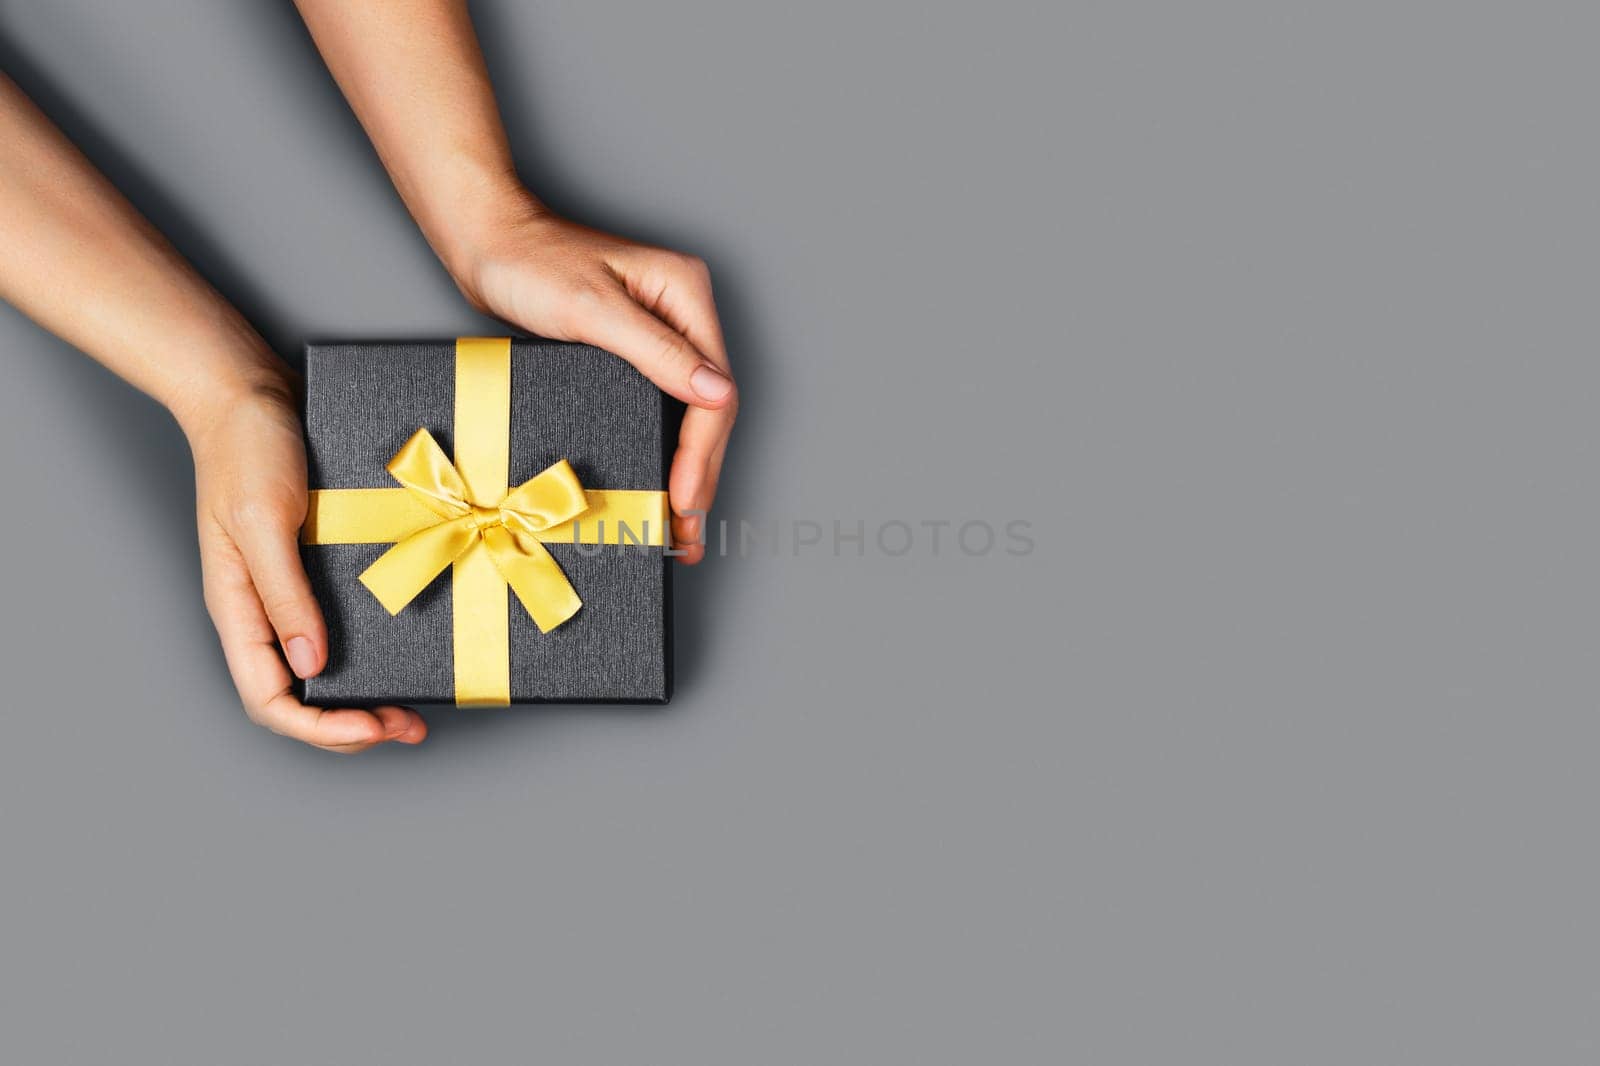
[301,340,671,705]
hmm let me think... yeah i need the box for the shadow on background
[0,26,241,698]
[0,21,298,350]
[0,2,761,749]
[468,2,766,714]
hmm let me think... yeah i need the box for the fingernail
[690,365,733,403]
[285,636,319,679]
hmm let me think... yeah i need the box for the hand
[448,196,737,563]
[186,375,427,752]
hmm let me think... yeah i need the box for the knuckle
[565,277,606,304]
[260,588,312,625]
[243,704,277,733]
[675,252,710,282]
[318,712,384,751]
[566,278,610,311]
[257,598,295,627]
[552,280,611,331]
[228,492,294,532]
[657,333,699,374]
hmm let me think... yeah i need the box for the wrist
[415,166,548,293]
[170,338,295,447]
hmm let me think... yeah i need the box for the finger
[615,251,731,374]
[229,507,327,680]
[671,511,705,565]
[669,404,735,565]
[618,252,736,558]
[375,703,429,745]
[570,285,736,411]
[202,536,424,751]
[256,693,420,754]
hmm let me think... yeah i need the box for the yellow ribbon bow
[359,430,589,633]
[303,337,668,706]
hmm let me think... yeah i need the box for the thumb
[572,289,736,411]
[230,507,328,680]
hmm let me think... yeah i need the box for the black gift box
[300,339,672,705]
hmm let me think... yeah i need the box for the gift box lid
[300,338,673,706]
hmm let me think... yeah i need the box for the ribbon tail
[359,516,479,615]
[482,526,583,633]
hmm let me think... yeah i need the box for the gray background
[0,1,1594,1062]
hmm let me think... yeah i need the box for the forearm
[0,73,284,437]
[292,0,535,278]
[293,0,735,547]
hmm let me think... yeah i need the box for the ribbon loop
[386,429,472,518]
[498,459,589,535]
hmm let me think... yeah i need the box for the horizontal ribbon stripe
[305,488,669,546]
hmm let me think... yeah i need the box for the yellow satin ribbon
[302,337,668,706]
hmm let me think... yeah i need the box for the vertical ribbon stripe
[453,337,512,506]
[453,543,511,706]
[451,338,513,705]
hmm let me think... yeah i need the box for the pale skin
[0,1,735,752]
